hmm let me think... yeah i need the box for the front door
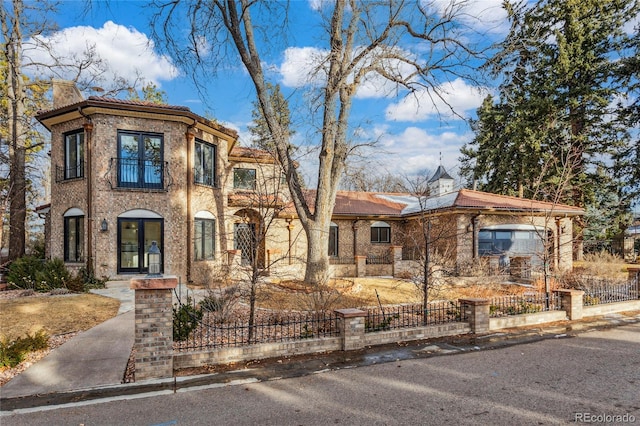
[118,218,163,274]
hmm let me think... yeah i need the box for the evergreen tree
[461,0,638,215]
[614,27,640,214]
[247,82,293,153]
[127,81,168,105]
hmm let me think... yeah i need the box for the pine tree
[461,0,638,212]
[247,82,293,153]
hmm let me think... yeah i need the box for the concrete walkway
[0,282,135,399]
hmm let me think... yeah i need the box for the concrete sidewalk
[0,281,135,399]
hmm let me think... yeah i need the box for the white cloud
[26,21,178,87]
[375,126,473,176]
[280,46,327,88]
[427,0,510,35]
[385,78,487,122]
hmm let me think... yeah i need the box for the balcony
[106,158,172,191]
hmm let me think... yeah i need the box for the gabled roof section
[428,165,454,182]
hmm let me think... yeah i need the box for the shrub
[39,258,71,291]
[6,256,44,291]
[0,330,49,368]
[78,266,108,290]
[173,297,203,341]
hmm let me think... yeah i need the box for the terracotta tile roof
[229,146,274,161]
[453,189,584,214]
[86,96,191,111]
[333,191,408,216]
[36,96,238,139]
[292,188,585,218]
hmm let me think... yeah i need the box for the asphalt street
[2,322,639,425]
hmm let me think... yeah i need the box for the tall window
[233,168,256,190]
[195,212,216,260]
[194,139,216,186]
[64,130,84,179]
[64,212,84,262]
[370,221,391,243]
[329,222,339,256]
[117,131,163,189]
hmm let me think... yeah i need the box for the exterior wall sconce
[101,219,108,232]
[147,241,162,276]
[466,223,473,233]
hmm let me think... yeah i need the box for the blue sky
[28,0,516,186]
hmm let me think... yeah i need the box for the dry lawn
[255,277,532,310]
[0,292,120,341]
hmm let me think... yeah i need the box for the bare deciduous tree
[151,0,483,285]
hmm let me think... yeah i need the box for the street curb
[2,313,639,413]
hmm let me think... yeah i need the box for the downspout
[186,124,196,283]
[554,217,561,271]
[286,218,293,265]
[352,219,359,258]
[79,107,94,273]
[471,214,480,260]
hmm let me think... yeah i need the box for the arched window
[63,208,84,262]
[195,211,216,260]
[370,221,391,243]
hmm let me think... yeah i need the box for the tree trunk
[303,221,330,286]
[5,0,27,261]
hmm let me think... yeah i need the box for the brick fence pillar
[555,289,584,320]
[130,276,178,381]
[627,267,640,284]
[335,308,366,351]
[459,298,490,333]
[355,256,366,277]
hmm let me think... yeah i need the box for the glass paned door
[118,218,163,273]
[119,134,140,186]
[234,223,256,265]
[143,135,162,186]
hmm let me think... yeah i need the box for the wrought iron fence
[173,298,340,351]
[582,279,639,306]
[364,301,463,333]
[366,253,392,265]
[489,293,562,317]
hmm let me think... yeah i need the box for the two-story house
[37,81,584,285]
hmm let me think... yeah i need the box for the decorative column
[335,308,366,351]
[459,298,490,333]
[130,276,178,380]
[555,289,584,320]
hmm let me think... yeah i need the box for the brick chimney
[52,79,84,108]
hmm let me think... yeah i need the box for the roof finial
[439,151,442,165]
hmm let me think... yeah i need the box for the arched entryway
[234,209,264,267]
